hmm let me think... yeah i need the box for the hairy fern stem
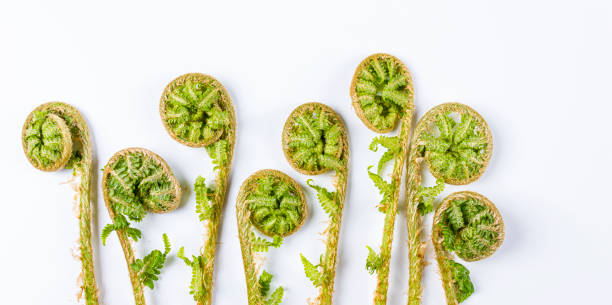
[405,103,493,305]
[236,169,307,305]
[101,148,180,305]
[350,53,415,305]
[282,102,350,305]
[160,73,236,305]
[22,102,99,304]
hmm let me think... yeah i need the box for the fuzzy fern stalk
[281,102,350,305]
[404,103,493,305]
[350,53,415,305]
[236,169,308,305]
[432,191,505,304]
[159,73,236,305]
[101,148,181,305]
[21,102,99,304]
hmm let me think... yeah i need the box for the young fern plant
[281,102,349,305]
[404,103,493,305]
[350,53,415,305]
[21,102,100,304]
[159,73,236,305]
[432,191,505,304]
[236,169,308,305]
[101,148,181,305]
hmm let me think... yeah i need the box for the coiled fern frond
[405,103,493,305]
[350,53,415,305]
[283,102,350,305]
[282,103,346,174]
[101,148,181,305]
[236,169,307,305]
[432,191,504,304]
[21,102,99,304]
[160,73,236,305]
[350,53,414,133]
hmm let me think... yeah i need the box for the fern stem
[22,102,99,304]
[159,73,236,305]
[318,166,349,305]
[372,113,413,305]
[405,103,494,305]
[101,148,181,305]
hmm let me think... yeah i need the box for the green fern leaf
[131,233,171,290]
[306,179,337,217]
[194,176,215,221]
[300,254,323,287]
[365,246,383,275]
[251,232,283,252]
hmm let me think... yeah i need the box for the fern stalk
[21,102,99,304]
[159,73,236,305]
[101,148,181,305]
[282,102,350,305]
[350,53,415,304]
[236,169,305,305]
[405,103,493,305]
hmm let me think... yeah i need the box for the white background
[1,0,611,304]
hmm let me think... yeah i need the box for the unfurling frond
[195,176,215,221]
[417,178,445,215]
[131,233,171,290]
[365,246,383,275]
[446,259,474,303]
[367,166,394,213]
[259,270,284,305]
[301,254,323,287]
[307,179,337,217]
[101,214,142,245]
[252,232,283,252]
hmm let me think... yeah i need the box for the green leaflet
[177,247,206,301]
[258,270,284,305]
[162,79,230,145]
[285,107,344,172]
[446,260,474,303]
[355,56,411,130]
[101,215,142,245]
[300,254,324,287]
[416,178,445,215]
[195,176,215,221]
[367,166,394,213]
[421,112,488,182]
[206,139,230,170]
[251,233,283,252]
[365,246,383,275]
[131,234,171,290]
[247,175,306,236]
[306,179,337,217]
[369,136,400,174]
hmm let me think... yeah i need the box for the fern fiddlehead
[282,102,350,305]
[21,102,99,304]
[350,53,415,305]
[101,148,180,305]
[236,169,308,305]
[159,73,236,305]
[405,103,493,305]
[432,191,504,304]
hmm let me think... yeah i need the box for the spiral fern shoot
[350,53,415,305]
[282,102,350,305]
[432,191,504,304]
[160,73,236,305]
[237,170,307,305]
[404,103,492,305]
[101,148,181,305]
[350,53,413,133]
[21,102,99,304]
